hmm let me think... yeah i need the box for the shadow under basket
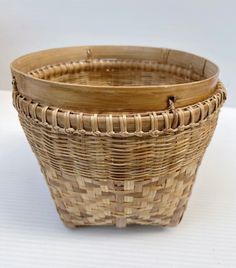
[11,46,226,228]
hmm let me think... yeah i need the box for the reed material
[11,46,226,228]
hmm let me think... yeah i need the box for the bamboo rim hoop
[11,46,219,113]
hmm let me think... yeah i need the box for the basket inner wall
[29,59,205,87]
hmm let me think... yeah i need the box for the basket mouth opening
[11,45,219,89]
[10,46,220,113]
[28,58,206,87]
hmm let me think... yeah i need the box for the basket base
[41,162,198,228]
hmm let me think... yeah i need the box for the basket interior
[29,59,205,87]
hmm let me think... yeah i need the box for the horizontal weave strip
[13,82,226,137]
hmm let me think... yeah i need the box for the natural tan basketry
[11,46,226,228]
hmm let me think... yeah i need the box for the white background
[0,0,235,107]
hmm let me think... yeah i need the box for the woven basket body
[11,46,226,228]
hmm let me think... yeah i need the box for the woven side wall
[18,110,219,227]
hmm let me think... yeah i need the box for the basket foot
[63,221,77,229]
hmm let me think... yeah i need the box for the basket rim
[10,45,220,113]
[11,45,219,89]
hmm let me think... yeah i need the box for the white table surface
[0,90,235,268]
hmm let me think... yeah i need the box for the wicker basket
[11,46,226,228]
